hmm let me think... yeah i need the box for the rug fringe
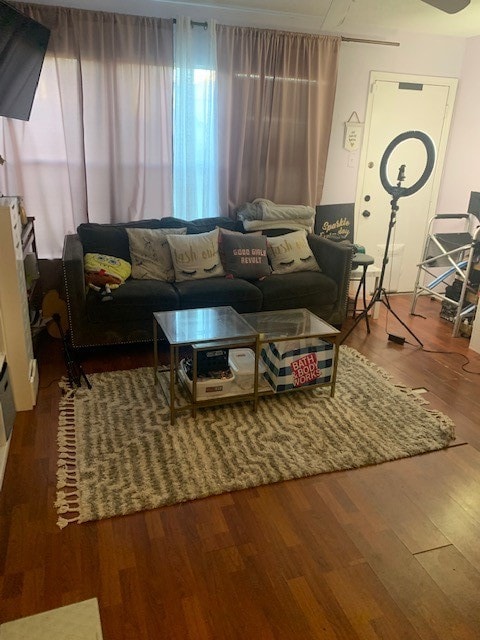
[342,345,399,384]
[341,345,456,434]
[56,377,80,529]
[57,515,80,529]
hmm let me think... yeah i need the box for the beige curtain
[216,27,340,214]
[1,4,173,258]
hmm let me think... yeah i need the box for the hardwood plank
[415,545,480,630]
[341,462,451,554]
[343,527,478,640]
[287,576,344,640]
[1,295,480,638]
[323,562,421,639]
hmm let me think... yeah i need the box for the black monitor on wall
[0,1,50,121]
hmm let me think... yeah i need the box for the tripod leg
[65,343,92,389]
[340,278,385,345]
[382,291,424,347]
[52,314,92,388]
[340,310,368,344]
[76,360,92,390]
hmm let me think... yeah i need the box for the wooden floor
[1,295,480,639]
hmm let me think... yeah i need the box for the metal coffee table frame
[153,306,260,424]
[153,306,341,424]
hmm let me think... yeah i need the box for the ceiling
[23,0,480,38]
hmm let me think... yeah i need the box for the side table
[350,254,380,331]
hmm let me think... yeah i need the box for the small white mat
[0,598,103,640]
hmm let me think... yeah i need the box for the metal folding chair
[411,212,480,336]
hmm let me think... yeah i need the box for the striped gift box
[260,338,334,393]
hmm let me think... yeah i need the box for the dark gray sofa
[62,216,352,349]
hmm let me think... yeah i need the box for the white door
[355,72,457,292]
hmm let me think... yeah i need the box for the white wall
[322,32,466,208]
[436,36,480,215]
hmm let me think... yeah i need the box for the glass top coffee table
[153,306,340,424]
[153,306,260,424]
[243,308,340,343]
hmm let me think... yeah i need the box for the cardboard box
[260,338,334,393]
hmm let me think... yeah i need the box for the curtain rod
[341,36,400,46]
[173,18,208,29]
[172,20,399,44]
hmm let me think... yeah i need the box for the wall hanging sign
[343,111,364,151]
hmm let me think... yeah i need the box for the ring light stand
[341,130,436,347]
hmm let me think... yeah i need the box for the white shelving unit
[0,196,39,411]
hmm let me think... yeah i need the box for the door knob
[362,210,371,218]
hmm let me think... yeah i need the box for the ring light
[379,130,436,198]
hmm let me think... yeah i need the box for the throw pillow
[167,228,225,282]
[266,229,320,275]
[84,253,132,289]
[220,232,271,280]
[126,228,187,282]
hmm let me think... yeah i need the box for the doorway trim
[354,71,458,244]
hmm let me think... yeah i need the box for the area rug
[0,598,103,639]
[56,346,455,528]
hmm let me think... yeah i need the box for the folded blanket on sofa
[236,199,315,234]
[235,201,263,222]
[253,198,315,222]
[242,219,314,232]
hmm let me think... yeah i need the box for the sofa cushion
[255,271,337,312]
[86,279,179,324]
[127,227,187,282]
[175,277,263,313]
[220,232,271,280]
[159,216,243,235]
[167,228,225,282]
[78,219,163,262]
[266,229,321,275]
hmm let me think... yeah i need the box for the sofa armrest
[308,234,353,325]
[63,233,87,347]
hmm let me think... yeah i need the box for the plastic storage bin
[228,348,268,391]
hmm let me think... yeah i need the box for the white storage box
[178,359,235,400]
[228,349,269,392]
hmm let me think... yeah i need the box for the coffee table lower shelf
[155,367,260,420]
[155,366,337,423]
